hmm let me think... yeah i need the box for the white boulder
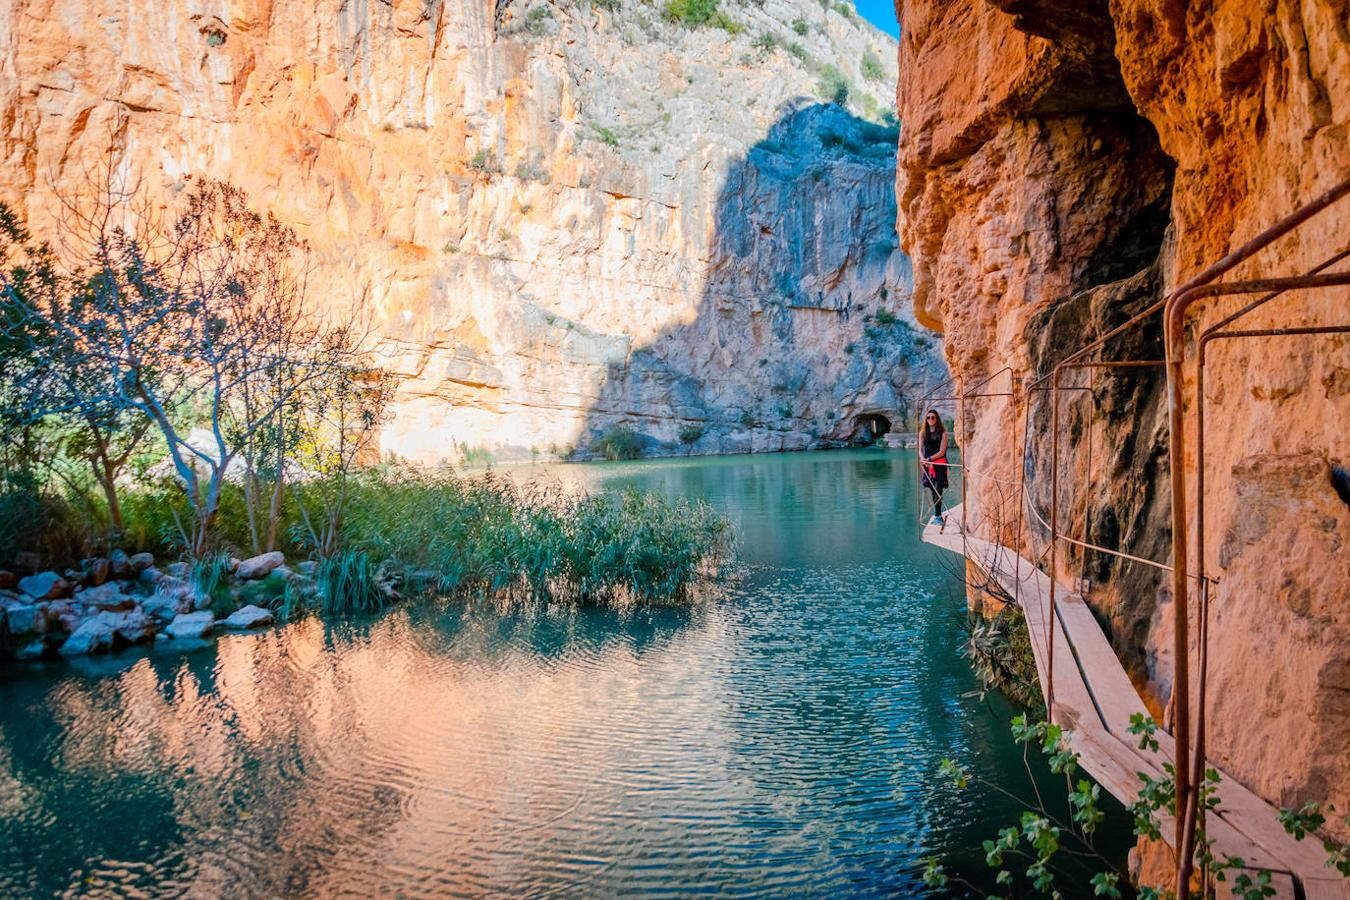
[223,605,274,630]
[234,552,285,580]
[166,611,215,640]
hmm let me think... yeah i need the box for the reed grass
[314,549,391,615]
[335,468,732,606]
[2,462,733,614]
[190,550,236,617]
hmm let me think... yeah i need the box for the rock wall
[896,0,1350,845]
[0,0,944,464]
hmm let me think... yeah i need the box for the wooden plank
[1053,594,1151,734]
[922,507,1346,898]
[1303,876,1350,900]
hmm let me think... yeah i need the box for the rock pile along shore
[0,550,303,661]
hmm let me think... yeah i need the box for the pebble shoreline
[0,550,315,662]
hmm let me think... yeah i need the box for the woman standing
[919,409,949,528]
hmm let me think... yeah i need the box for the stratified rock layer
[896,0,1349,850]
[0,0,944,463]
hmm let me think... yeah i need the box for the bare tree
[1,178,377,558]
[0,199,155,536]
[290,361,398,558]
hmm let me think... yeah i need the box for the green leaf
[1128,712,1160,752]
[938,757,969,790]
[1278,801,1326,840]
[1090,871,1122,898]
[921,856,948,888]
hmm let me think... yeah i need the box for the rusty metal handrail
[938,174,1350,899]
[1166,265,1350,889]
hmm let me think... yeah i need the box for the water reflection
[0,449,1127,897]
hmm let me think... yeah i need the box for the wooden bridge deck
[924,507,1349,899]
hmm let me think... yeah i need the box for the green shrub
[119,479,190,558]
[816,64,851,108]
[791,16,809,35]
[590,125,621,147]
[664,0,741,31]
[457,442,496,467]
[593,425,644,460]
[514,159,550,183]
[855,120,900,145]
[861,51,885,82]
[0,471,94,568]
[468,149,500,173]
[236,571,290,612]
[964,604,1041,710]
[565,489,731,603]
[335,468,732,606]
[524,5,554,34]
[663,0,719,26]
[679,423,705,444]
[712,12,744,33]
[592,0,621,10]
[873,308,900,326]
[752,32,778,52]
[0,459,732,610]
[191,550,235,615]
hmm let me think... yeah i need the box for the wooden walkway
[924,507,1350,899]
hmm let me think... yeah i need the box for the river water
[0,449,1129,897]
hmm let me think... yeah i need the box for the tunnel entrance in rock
[850,413,891,445]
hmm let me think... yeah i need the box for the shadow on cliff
[571,101,936,460]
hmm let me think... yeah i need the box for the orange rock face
[897,0,1350,847]
[1,0,939,463]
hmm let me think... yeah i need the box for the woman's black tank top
[922,429,944,458]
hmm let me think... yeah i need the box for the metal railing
[918,174,1350,898]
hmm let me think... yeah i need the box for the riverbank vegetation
[965,603,1041,710]
[0,177,733,661]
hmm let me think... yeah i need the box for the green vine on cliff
[964,603,1041,709]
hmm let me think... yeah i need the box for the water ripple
[0,451,1130,897]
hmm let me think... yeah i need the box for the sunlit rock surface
[0,0,944,462]
[895,0,1350,846]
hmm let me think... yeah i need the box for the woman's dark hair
[923,408,945,437]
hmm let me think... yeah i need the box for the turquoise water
[0,449,1129,897]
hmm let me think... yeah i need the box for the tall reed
[334,468,732,606]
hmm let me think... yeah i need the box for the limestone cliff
[895,0,1349,847]
[0,0,944,463]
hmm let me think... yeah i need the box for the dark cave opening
[850,413,892,445]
